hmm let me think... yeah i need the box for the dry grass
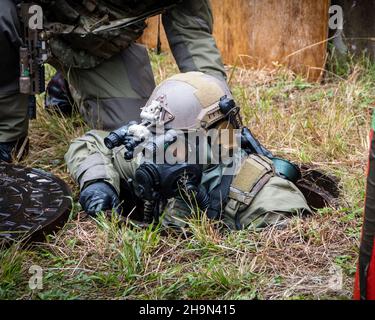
[1,52,373,300]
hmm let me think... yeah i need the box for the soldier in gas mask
[0,0,227,162]
[65,72,311,230]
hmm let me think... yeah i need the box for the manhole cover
[0,163,72,244]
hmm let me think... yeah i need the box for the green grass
[1,51,374,300]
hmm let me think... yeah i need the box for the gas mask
[133,162,209,222]
[104,99,210,223]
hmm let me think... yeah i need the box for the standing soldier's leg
[162,0,227,81]
[354,113,375,300]
[64,43,156,131]
[0,0,29,162]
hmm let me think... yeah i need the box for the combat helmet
[104,72,239,161]
[141,72,233,132]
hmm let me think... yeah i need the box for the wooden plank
[139,0,330,82]
[138,15,170,52]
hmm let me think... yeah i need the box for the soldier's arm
[64,130,122,194]
[162,0,227,80]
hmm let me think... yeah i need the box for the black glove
[79,181,120,216]
[45,71,74,116]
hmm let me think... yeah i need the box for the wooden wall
[139,0,330,82]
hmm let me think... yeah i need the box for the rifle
[18,2,49,119]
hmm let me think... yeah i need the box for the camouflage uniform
[65,71,310,229]
[0,0,227,143]
[65,130,311,230]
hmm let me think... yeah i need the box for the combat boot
[0,137,29,163]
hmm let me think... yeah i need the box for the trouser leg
[0,0,29,143]
[64,43,156,131]
[162,0,227,81]
[0,93,28,143]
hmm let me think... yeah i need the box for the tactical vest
[36,0,180,69]
[220,154,311,230]
[223,154,274,229]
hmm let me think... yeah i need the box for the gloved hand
[45,71,74,116]
[79,181,120,216]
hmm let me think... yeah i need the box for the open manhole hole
[0,163,72,245]
[296,165,341,211]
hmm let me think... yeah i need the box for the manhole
[297,165,341,210]
[0,163,72,245]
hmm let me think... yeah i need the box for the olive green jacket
[65,130,311,230]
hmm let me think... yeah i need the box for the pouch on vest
[223,154,274,230]
[42,0,181,69]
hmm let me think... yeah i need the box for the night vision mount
[104,100,209,224]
